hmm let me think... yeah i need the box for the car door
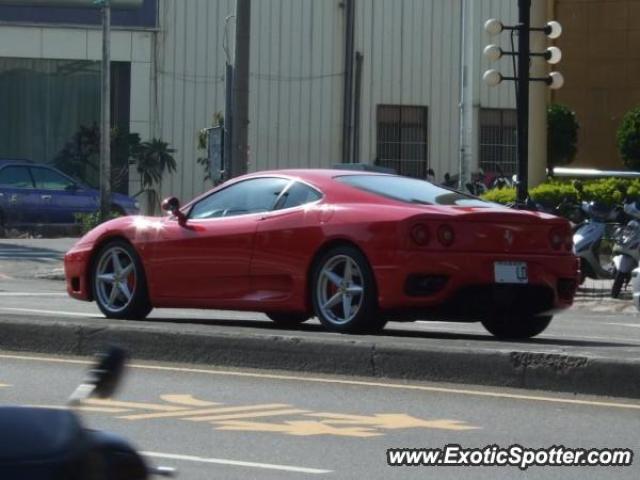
[29,166,97,225]
[251,181,324,305]
[148,177,291,302]
[0,165,38,227]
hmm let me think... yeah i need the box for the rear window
[335,175,489,207]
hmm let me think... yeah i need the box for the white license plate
[494,261,528,284]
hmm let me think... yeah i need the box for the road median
[0,314,639,399]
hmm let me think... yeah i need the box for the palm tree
[133,139,177,214]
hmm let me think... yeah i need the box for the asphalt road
[1,351,638,480]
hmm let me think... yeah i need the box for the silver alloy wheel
[95,246,137,314]
[316,254,365,325]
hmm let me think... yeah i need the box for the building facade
[552,0,640,170]
[0,0,528,206]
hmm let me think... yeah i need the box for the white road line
[142,451,332,475]
[0,307,101,318]
[0,292,67,296]
[606,322,640,328]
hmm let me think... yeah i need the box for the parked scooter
[611,200,640,298]
[0,347,175,480]
[573,200,621,283]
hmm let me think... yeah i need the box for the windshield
[336,175,491,207]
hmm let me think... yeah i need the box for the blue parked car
[0,159,139,232]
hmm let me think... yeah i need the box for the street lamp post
[98,0,111,221]
[483,4,564,206]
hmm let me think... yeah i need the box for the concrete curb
[1,317,638,399]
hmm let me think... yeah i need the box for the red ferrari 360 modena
[65,169,579,339]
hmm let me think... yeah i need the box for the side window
[276,182,322,210]
[0,166,33,189]
[30,167,75,190]
[190,177,290,220]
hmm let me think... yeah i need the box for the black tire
[266,313,310,327]
[611,271,626,299]
[481,315,553,340]
[91,239,152,320]
[310,245,386,333]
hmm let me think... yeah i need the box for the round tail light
[437,225,455,247]
[410,224,430,246]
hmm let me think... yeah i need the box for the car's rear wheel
[311,245,386,333]
[92,240,152,320]
[266,313,310,327]
[481,315,552,340]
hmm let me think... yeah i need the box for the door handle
[41,195,52,201]
[9,194,18,204]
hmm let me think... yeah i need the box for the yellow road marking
[308,413,479,431]
[0,383,9,387]
[194,408,308,422]
[182,404,292,421]
[215,420,382,438]
[120,403,284,421]
[2,352,640,411]
[160,394,217,407]
[85,398,187,412]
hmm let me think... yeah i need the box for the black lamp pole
[516,0,531,204]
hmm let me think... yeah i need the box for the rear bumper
[64,244,93,301]
[374,251,580,318]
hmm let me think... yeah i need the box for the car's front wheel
[92,240,152,320]
[481,315,552,340]
[311,245,385,333]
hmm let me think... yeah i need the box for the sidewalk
[0,237,76,281]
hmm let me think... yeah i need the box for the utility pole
[459,0,475,190]
[516,0,531,204]
[230,0,251,178]
[99,0,112,220]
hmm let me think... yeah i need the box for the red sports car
[65,169,579,339]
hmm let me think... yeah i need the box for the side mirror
[65,183,79,193]
[162,196,187,225]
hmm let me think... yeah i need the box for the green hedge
[481,178,640,207]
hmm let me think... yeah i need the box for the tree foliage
[617,107,640,170]
[547,104,579,170]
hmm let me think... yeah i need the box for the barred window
[479,108,517,176]
[376,105,429,179]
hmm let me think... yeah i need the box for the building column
[528,0,549,187]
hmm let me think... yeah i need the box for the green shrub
[580,178,629,206]
[481,178,640,211]
[617,107,640,170]
[74,211,121,235]
[548,104,579,169]
[481,187,516,204]
[530,181,578,207]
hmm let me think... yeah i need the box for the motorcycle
[573,201,622,283]
[611,200,640,298]
[0,347,175,480]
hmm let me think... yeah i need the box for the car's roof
[242,168,391,188]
